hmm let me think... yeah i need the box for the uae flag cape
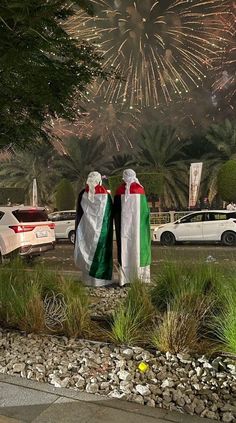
[74,185,113,287]
[114,182,151,286]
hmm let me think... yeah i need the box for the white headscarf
[86,171,102,202]
[123,169,141,201]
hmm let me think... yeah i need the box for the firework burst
[53,101,140,150]
[67,0,230,108]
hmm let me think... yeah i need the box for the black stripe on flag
[114,194,122,266]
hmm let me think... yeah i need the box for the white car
[153,210,236,246]
[0,206,55,261]
[49,210,76,244]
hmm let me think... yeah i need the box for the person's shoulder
[95,185,108,194]
[130,182,145,194]
[115,183,126,195]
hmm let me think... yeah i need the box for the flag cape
[74,185,113,287]
[114,182,151,286]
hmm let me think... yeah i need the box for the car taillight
[9,225,35,233]
[48,223,55,230]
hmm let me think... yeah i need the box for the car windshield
[13,209,49,222]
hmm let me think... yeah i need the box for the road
[39,242,236,272]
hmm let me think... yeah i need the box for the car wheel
[221,231,236,246]
[69,231,75,244]
[160,231,176,246]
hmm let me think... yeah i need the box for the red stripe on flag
[115,182,145,195]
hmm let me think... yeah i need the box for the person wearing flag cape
[74,171,113,287]
[114,169,151,286]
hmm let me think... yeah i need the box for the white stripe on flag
[120,195,140,286]
[74,193,107,272]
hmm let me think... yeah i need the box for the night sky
[58,0,236,150]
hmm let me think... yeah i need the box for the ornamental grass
[0,259,91,338]
[108,279,154,345]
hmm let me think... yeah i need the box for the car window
[13,209,48,222]
[209,213,228,220]
[181,213,203,223]
[51,214,61,221]
[227,213,236,219]
[66,212,76,220]
[59,212,76,221]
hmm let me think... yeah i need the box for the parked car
[0,206,55,262]
[153,210,236,246]
[49,210,76,244]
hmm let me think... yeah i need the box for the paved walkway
[0,374,212,423]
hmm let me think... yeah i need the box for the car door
[51,212,67,238]
[176,212,204,241]
[63,212,76,238]
[202,212,233,241]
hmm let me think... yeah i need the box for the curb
[0,373,213,423]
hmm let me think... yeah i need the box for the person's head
[122,169,141,201]
[86,171,102,202]
[122,169,137,184]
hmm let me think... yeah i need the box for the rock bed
[88,286,128,317]
[0,330,235,421]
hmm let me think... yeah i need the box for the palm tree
[54,136,106,193]
[0,143,60,205]
[104,153,135,176]
[204,119,236,203]
[137,125,190,209]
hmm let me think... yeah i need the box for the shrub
[0,261,91,338]
[108,279,154,345]
[0,187,25,205]
[151,262,218,313]
[218,160,236,202]
[151,294,213,354]
[150,262,218,353]
[210,279,236,354]
[0,262,45,332]
[60,278,91,338]
[55,178,75,210]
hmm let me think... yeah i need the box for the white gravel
[0,329,235,421]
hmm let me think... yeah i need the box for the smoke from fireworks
[67,0,230,109]
[212,1,236,106]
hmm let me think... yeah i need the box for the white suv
[153,210,236,246]
[49,210,76,244]
[0,206,55,261]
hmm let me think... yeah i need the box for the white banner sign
[32,178,38,207]
[189,163,203,208]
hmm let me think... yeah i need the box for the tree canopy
[218,160,236,202]
[0,0,105,148]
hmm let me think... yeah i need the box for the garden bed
[0,261,235,421]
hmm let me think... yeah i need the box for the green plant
[218,160,236,202]
[0,262,45,332]
[0,261,91,338]
[0,0,105,148]
[0,188,25,205]
[60,278,91,338]
[151,262,218,313]
[56,179,75,210]
[137,124,189,209]
[108,279,154,345]
[210,279,236,354]
[151,294,213,354]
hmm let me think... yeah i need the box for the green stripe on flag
[140,195,151,267]
[89,196,113,280]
